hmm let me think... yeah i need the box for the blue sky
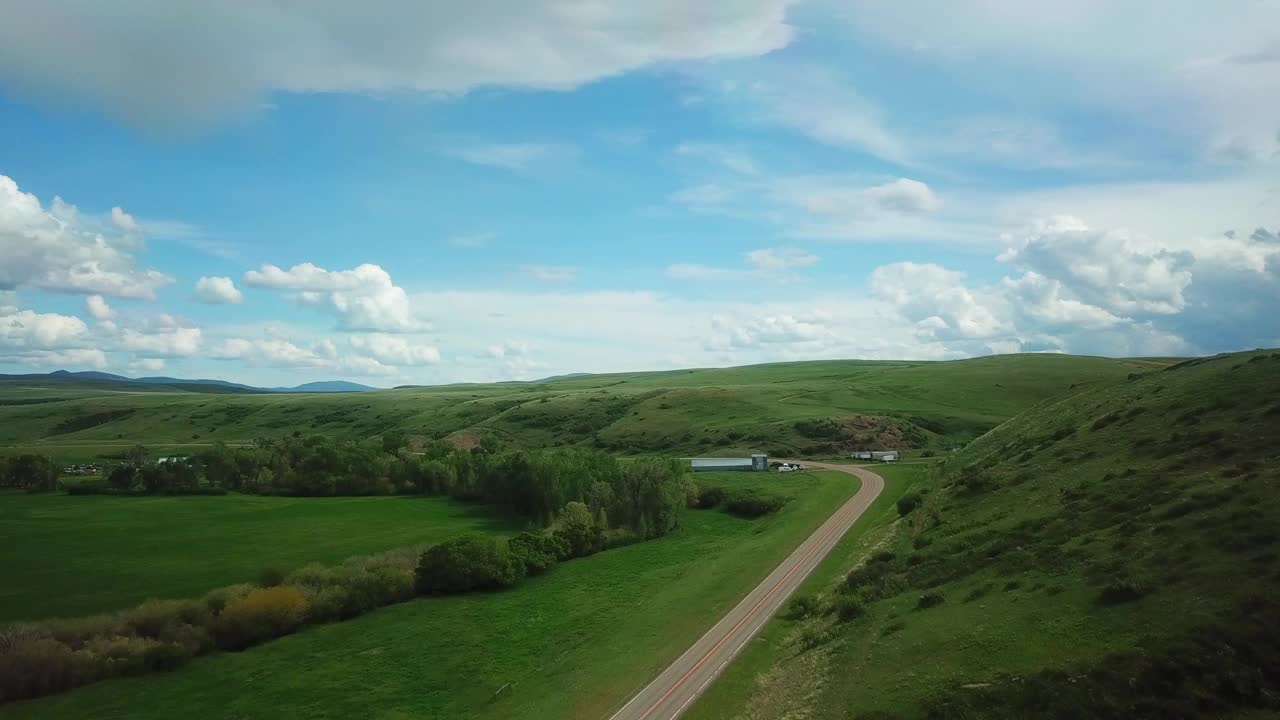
[1,1,1278,386]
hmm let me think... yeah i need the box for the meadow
[0,469,859,719]
[0,492,520,622]
[688,349,1280,719]
[0,354,1167,463]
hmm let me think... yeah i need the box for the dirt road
[607,462,886,720]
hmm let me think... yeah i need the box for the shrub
[897,493,923,516]
[798,627,830,651]
[787,594,819,620]
[0,629,99,702]
[833,595,866,622]
[916,592,945,610]
[257,567,286,587]
[414,535,524,594]
[215,585,308,650]
[694,485,728,509]
[723,491,787,518]
[1098,578,1146,605]
[508,531,563,575]
[124,599,207,640]
[202,583,252,616]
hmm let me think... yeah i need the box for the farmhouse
[689,453,768,472]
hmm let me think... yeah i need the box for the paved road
[607,462,886,720]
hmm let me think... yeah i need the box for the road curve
[607,462,886,720]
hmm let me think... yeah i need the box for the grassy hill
[690,348,1280,719]
[0,354,1167,462]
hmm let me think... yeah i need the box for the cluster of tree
[0,454,59,492]
[415,500,613,595]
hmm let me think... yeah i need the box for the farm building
[689,454,769,472]
[853,450,900,462]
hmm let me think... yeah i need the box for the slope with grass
[0,354,1167,463]
[0,469,858,720]
[690,348,1280,719]
[0,492,521,623]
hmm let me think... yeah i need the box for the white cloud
[521,265,577,282]
[998,216,1194,315]
[668,247,818,281]
[348,334,439,365]
[244,262,422,331]
[0,1,796,131]
[445,143,574,172]
[0,348,109,369]
[194,276,244,304]
[110,206,140,233]
[870,262,1008,340]
[118,324,203,357]
[798,178,941,216]
[85,295,116,321]
[0,174,174,299]
[0,308,91,349]
[745,247,818,272]
[129,357,166,373]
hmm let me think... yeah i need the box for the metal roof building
[689,454,769,472]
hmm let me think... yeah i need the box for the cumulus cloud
[348,334,439,365]
[194,276,244,304]
[129,358,166,372]
[0,308,91,349]
[870,262,1008,340]
[998,216,1194,315]
[486,341,544,380]
[244,262,422,332]
[85,295,115,321]
[521,265,577,282]
[0,174,173,299]
[0,1,796,131]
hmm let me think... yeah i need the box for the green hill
[0,354,1167,462]
[693,348,1280,719]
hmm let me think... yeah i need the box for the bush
[833,595,866,622]
[257,567,286,587]
[414,535,523,594]
[508,531,564,575]
[723,491,787,518]
[916,592,945,610]
[215,585,308,650]
[1098,578,1146,605]
[694,485,728,509]
[0,629,98,702]
[896,489,926,512]
[787,594,819,620]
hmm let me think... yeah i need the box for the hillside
[0,354,1167,461]
[694,348,1280,719]
[0,371,376,394]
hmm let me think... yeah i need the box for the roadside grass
[0,492,521,623]
[0,470,858,720]
[685,462,930,720]
[684,348,1280,719]
[1,354,1163,463]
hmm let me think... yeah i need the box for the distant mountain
[537,372,592,382]
[0,371,379,394]
[273,381,378,393]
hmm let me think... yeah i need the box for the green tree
[553,501,605,558]
[415,534,523,594]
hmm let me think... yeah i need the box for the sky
[1,1,1278,388]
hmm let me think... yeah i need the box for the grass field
[0,469,859,720]
[0,354,1169,463]
[684,348,1280,719]
[0,492,521,623]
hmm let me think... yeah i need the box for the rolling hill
[0,354,1169,461]
[694,348,1280,719]
[0,371,378,394]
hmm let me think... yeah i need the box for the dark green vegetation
[0,355,1167,463]
[0,447,688,702]
[692,348,1280,719]
[0,470,858,719]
